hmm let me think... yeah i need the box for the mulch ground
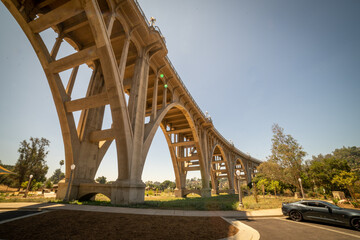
[0,210,238,240]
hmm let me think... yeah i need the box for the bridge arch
[233,158,248,193]
[210,144,232,194]
[141,102,210,197]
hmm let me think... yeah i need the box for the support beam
[187,161,200,165]
[66,66,79,96]
[212,160,226,164]
[214,169,228,173]
[49,46,98,73]
[171,141,195,147]
[29,0,83,33]
[50,37,63,59]
[65,92,109,112]
[166,128,192,134]
[184,166,201,171]
[89,128,115,142]
[177,156,199,161]
[217,175,229,179]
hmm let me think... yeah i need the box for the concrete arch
[2,0,133,185]
[77,183,112,201]
[140,102,209,197]
[210,144,233,194]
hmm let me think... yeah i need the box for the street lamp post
[298,178,305,199]
[64,164,76,202]
[235,170,243,208]
[24,174,33,198]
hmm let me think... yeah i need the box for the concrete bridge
[2,0,261,204]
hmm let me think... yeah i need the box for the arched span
[210,144,231,192]
[78,192,111,202]
[141,102,208,192]
[235,158,247,175]
[234,158,248,191]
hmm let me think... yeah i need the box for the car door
[304,202,330,222]
[314,203,335,223]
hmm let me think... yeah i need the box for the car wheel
[289,210,303,222]
[351,218,360,231]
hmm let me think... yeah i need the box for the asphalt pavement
[238,217,360,240]
[0,210,41,222]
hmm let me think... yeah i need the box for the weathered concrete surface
[1,0,262,204]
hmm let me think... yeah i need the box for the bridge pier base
[111,180,146,205]
[57,181,79,201]
[200,188,211,198]
[211,189,219,195]
[174,188,186,198]
[228,189,236,195]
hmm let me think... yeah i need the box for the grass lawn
[51,193,298,211]
[1,191,300,211]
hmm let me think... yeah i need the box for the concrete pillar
[150,71,159,122]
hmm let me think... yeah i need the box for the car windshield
[295,201,341,209]
[323,202,342,209]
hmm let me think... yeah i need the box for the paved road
[0,210,40,222]
[238,217,360,240]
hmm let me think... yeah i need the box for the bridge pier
[111,180,146,205]
[211,188,219,195]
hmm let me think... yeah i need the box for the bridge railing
[134,0,206,121]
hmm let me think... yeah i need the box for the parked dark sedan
[282,200,360,230]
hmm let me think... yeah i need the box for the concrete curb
[0,202,283,218]
[220,217,260,240]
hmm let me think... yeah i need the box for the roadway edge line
[276,217,360,239]
[0,211,48,225]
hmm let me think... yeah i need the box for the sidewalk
[0,202,283,218]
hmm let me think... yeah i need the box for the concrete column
[150,71,159,122]
[118,32,131,82]
[112,49,149,204]
[162,82,167,108]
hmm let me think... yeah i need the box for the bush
[146,190,154,196]
[352,201,360,208]
[32,181,43,191]
[21,181,28,189]
[332,198,339,206]
[45,180,53,189]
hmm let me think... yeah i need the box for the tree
[308,154,350,191]
[158,180,176,191]
[257,161,283,182]
[96,176,107,184]
[268,124,306,191]
[333,147,360,173]
[59,160,65,171]
[268,180,281,197]
[14,137,49,188]
[49,169,65,184]
[332,171,358,201]
[257,178,269,197]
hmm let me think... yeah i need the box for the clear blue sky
[0,0,359,182]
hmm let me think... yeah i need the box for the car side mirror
[326,206,332,213]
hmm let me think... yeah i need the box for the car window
[307,202,317,207]
[316,203,327,208]
[300,202,308,206]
